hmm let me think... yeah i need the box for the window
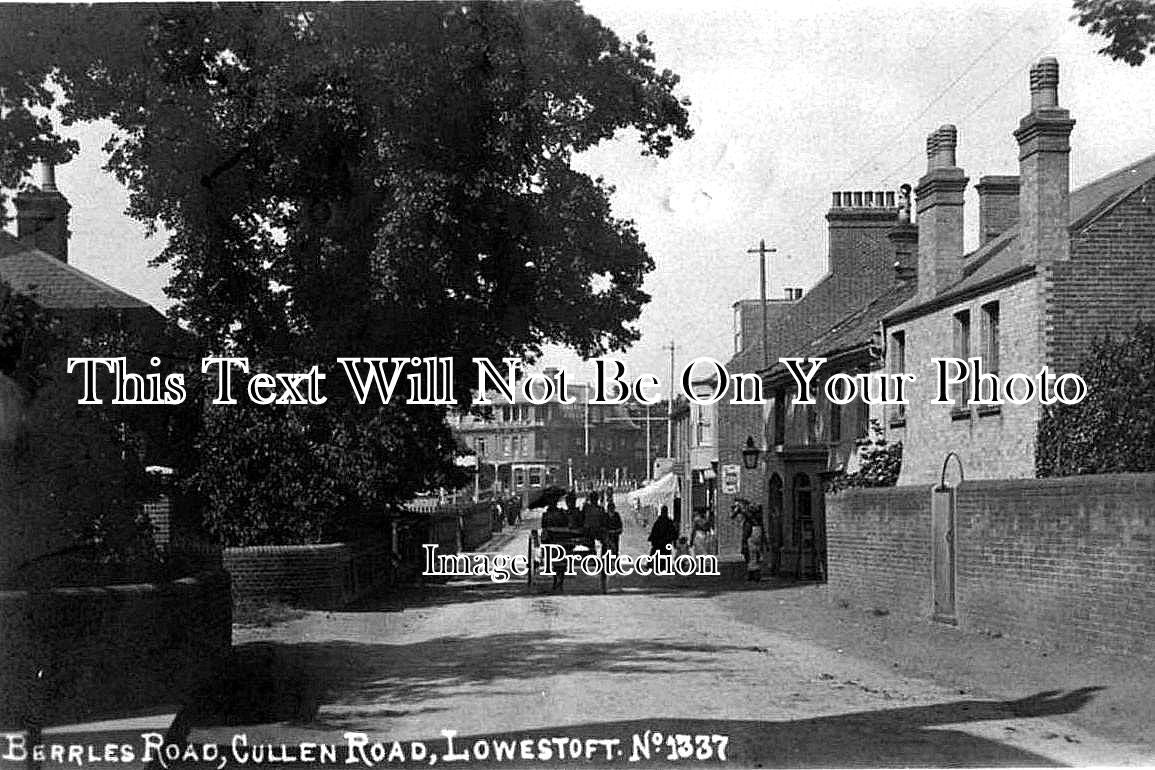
[952,310,971,417]
[829,402,842,443]
[502,436,511,455]
[773,388,786,445]
[476,437,486,455]
[982,301,1000,375]
[733,305,743,354]
[804,404,818,444]
[501,405,511,422]
[890,330,907,424]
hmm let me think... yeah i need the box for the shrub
[1037,322,1155,477]
[828,420,902,492]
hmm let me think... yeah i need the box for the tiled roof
[761,281,916,382]
[887,151,1155,319]
[0,232,154,311]
[789,281,915,360]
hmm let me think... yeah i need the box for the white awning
[626,472,679,508]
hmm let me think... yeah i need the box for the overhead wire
[840,0,1049,187]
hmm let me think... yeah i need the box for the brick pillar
[975,175,1021,245]
[915,126,968,299]
[1015,58,1074,265]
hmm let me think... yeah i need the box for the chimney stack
[1014,57,1074,264]
[915,125,968,298]
[15,161,71,263]
[889,183,918,281]
[826,188,900,277]
[975,175,1020,245]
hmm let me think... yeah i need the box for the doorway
[931,482,957,623]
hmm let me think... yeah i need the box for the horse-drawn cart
[527,526,608,594]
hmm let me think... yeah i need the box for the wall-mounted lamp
[741,435,762,470]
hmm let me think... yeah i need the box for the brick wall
[1050,176,1155,373]
[826,485,931,617]
[223,541,390,609]
[826,474,1155,657]
[0,569,231,727]
[714,401,765,558]
[888,275,1043,485]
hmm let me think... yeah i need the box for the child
[674,535,691,557]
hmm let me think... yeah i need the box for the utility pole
[645,402,652,481]
[746,239,777,369]
[663,340,675,458]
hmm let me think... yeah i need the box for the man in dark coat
[582,491,606,550]
[648,504,678,556]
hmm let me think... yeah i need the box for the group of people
[538,489,739,589]
[540,488,624,591]
[541,488,623,552]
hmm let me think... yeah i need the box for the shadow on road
[175,685,1103,767]
[352,570,814,613]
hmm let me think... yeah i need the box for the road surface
[175,502,1153,767]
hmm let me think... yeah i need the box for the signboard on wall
[721,463,740,494]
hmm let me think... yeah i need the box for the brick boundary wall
[826,485,932,618]
[222,541,391,609]
[0,569,231,728]
[826,474,1155,657]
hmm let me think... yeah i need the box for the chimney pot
[1030,57,1060,109]
[38,161,57,192]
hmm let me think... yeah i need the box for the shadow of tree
[175,690,1103,768]
[353,568,808,614]
[181,626,1104,767]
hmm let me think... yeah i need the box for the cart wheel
[527,530,539,588]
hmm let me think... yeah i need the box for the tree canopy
[1,3,690,375]
[0,3,692,542]
[1072,0,1155,66]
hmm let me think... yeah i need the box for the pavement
[138,497,1155,768]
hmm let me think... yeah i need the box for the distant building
[451,372,669,496]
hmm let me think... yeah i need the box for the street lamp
[741,435,762,470]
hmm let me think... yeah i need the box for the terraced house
[883,58,1155,484]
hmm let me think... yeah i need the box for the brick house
[884,58,1155,485]
[1,163,180,579]
[1,163,165,336]
[728,192,919,577]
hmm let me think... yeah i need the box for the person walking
[691,507,712,556]
[648,504,678,556]
[604,492,623,555]
[582,491,607,552]
[731,498,765,581]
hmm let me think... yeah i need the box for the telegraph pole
[746,239,776,368]
[663,340,675,458]
[645,402,652,481]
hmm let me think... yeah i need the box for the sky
[7,0,1155,391]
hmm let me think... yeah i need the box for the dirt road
[177,506,1154,767]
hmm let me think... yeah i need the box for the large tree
[1072,0,1155,66]
[0,3,691,541]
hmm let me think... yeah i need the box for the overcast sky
[10,0,1155,391]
